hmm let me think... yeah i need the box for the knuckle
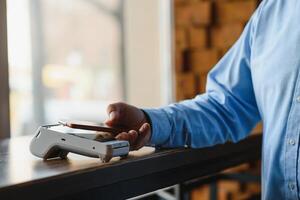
[109,102,127,113]
[107,103,116,112]
[115,101,126,107]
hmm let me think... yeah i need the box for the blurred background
[6,0,262,199]
[7,0,172,136]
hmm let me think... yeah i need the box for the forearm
[143,90,260,148]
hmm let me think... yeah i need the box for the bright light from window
[7,0,124,136]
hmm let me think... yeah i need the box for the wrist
[140,110,152,145]
[141,108,171,146]
[141,109,151,125]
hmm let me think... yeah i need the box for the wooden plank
[197,73,207,93]
[211,23,244,50]
[175,49,184,72]
[175,72,196,100]
[175,1,212,27]
[0,135,262,199]
[215,1,257,24]
[190,49,219,74]
[188,27,208,49]
[191,1,212,26]
[175,27,188,50]
[0,0,10,139]
[175,5,192,27]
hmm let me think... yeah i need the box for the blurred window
[7,0,125,136]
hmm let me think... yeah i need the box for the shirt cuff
[142,108,172,146]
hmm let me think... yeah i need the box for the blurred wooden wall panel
[211,23,244,50]
[191,1,212,26]
[175,27,188,50]
[197,74,207,93]
[176,73,196,101]
[215,0,257,24]
[188,27,208,49]
[175,50,184,72]
[175,5,193,27]
[190,49,219,74]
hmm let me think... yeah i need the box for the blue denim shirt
[144,0,300,199]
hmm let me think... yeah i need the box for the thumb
[107,111,118,124]
[104,103,122,126]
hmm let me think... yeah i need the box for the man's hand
[104,102,151,150]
